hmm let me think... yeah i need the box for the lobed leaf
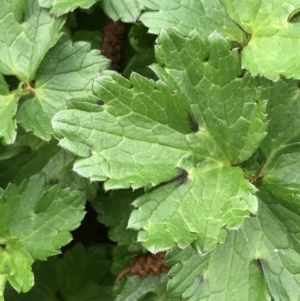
[53,71,190,189]
[53,28,264,253]
[129,161,257,253]
[154,29,267,164]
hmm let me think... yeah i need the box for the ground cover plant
[1,0,300,300]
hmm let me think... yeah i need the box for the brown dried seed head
[116,252,170,281]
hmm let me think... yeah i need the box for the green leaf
[17,36,110,140]
[258,78,300,202]
[122,49,156,79]
[73,30,102,49]
[166,197,300,301]
[0,133,98,200]
[4,243,114,301]
[153,29,267,164]
[93,189,145,275]
[39,0,98,15]
[0,76,21,145]
[101,0,144,22]
[53,73,190,188]
[93,190,143,249]
[0,174,85,295]
[222,0,300,79]
[53,29,263,253]
[113,274,179,301]
[0,0,65,82]
[129,163,257,253]
[129,23,157,52]
[0,240,34,299]
[138,0,245,43]
[110,245,141,276]
[0,174,86,258]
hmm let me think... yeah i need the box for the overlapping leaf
[18,36,110,140]
[114,274,180,301]
[0,0,64,82]
[101,0,144,22]
[222,0,300,79]
[0,132,98,200]
[0,174,86,298]
[165,195,300,301]
[257,78,300,202]
[92,189,145,275]
[38,0,98,15]
[93,190,143,249]
[138,0,245,43]
[5,244,114,301]
[53,28,266,253]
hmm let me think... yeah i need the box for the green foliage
[222,0,300,79]
[1,0,300,300]
[5,243,114,300]
[114,274,180,301]
[0,174,86,299]
[53,28,263,254]
[39,0,98,15]
[101,0,144,22]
